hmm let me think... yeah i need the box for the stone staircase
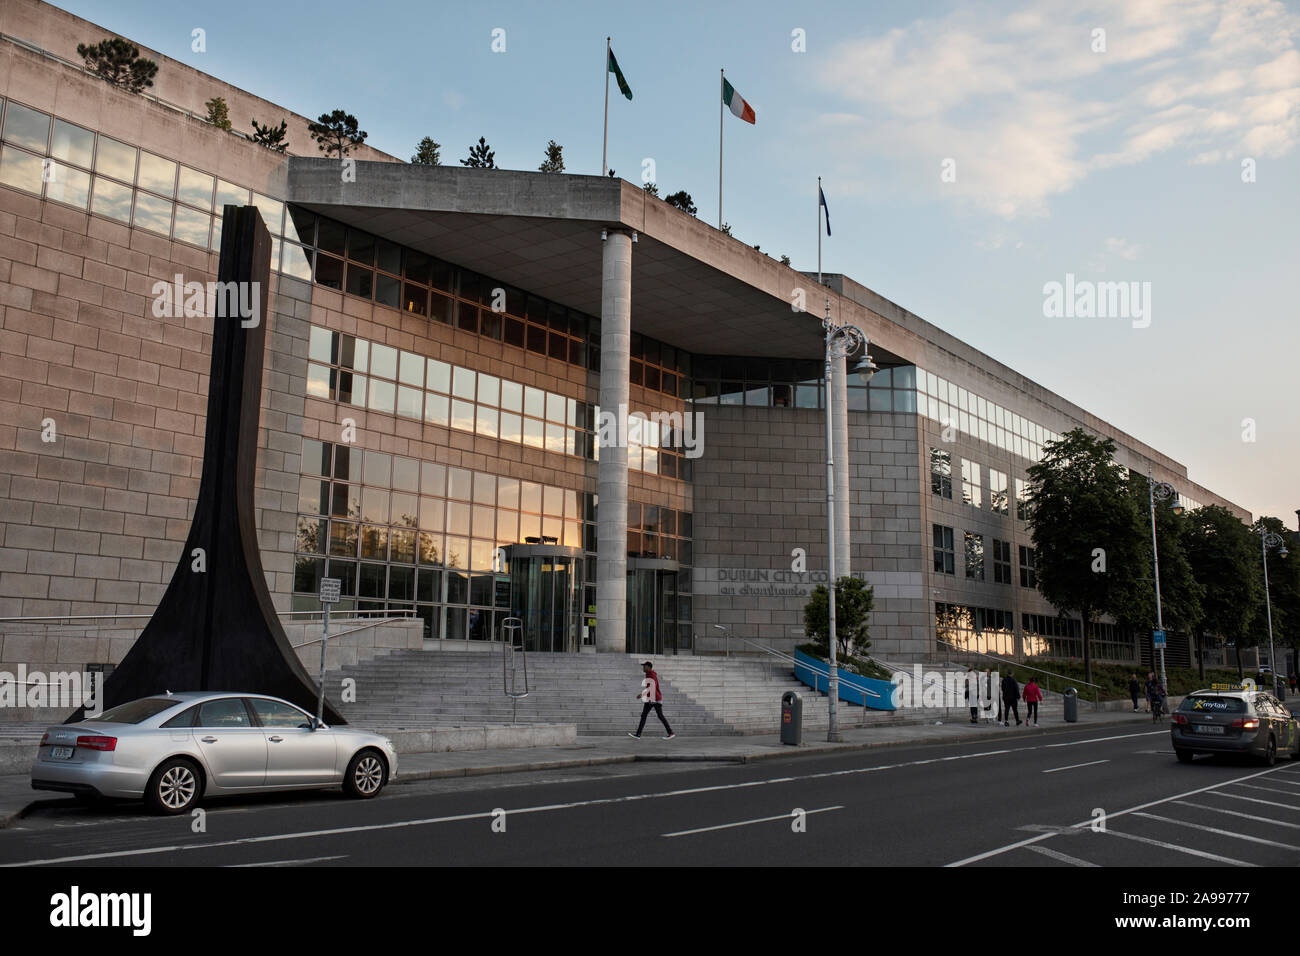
[327,651,907,736]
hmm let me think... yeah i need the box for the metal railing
[935,640,1101,710]
[501,617,527,723]
[728,636,895,726]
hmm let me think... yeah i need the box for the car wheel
[145,757,202,815]
[1175,749,1193,764]
[1263,736,1277,767]
[343,749,386,799]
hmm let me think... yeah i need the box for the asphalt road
[3,723,1299,867]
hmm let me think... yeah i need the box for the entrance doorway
[505,544,585,653]
[627,558,682,657]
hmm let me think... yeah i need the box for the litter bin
[781,691,803,745]
[1063,687,1078,723]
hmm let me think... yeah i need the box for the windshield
[1180,695,1247,714]
[84,698,182,724]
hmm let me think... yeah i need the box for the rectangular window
[1015,478,1031,521]
[964,532,984,580]
[1018,545,1037,589]
[933,524,955,575]
[929,448,952,499]
[993,539,1012,584]
[989,469,1008,515]
[961,460,982,508]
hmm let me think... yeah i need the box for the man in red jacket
[629,660,675,739]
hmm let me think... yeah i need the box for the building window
[933,524,955,575]
[936,603,1015,657]
[930,448,952,499]
[1018,545,1037,589]
[964,532,984,580]
[961,460,982,508]
[990,469,1008,515]
[1015,478,1031,521]
[992,539,1012,584]
[1022,613,1082,659]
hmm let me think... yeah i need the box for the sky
[55,0,1300,523]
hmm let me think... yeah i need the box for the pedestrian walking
[1023,677,1042,726]
[1128,673,1141,713]
[629,660,675,739]
[965,667,979,723]
[1001,671,1021,726]
[1290,673,1297,693]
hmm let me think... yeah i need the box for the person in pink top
[1023,678,1043,726]
[629,660,675,739]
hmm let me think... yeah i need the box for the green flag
[608,47,632,101]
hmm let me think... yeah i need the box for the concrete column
[596,230,632,653]
[832,354,851,577]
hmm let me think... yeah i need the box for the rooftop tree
[664,190,696,215]
[250,118,288,152]
[538,140,565,173]
[1026,428,1146,684]
[460,137,497,168]
[77,38,158,93]
[205,96,232,130]
[411,137,441,166]
[308,110,367,158]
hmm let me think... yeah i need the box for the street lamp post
[1260,528,1288,695]
[822,300,875,742]
[1147,469,1178,694]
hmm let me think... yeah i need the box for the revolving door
[505,543,585,653]
[626,558,683,657]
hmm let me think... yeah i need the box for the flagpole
[818,176,822,287]
[718,68,724,228]
[602,37,611,176]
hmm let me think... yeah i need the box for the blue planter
[794,649,896,711]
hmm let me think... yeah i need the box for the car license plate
[49,746,74,759]
[1195,725,1225,735]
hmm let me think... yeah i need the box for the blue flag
[819,186,831,236]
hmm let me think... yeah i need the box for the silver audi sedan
[31,692,397,814]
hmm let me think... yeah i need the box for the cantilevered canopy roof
[286,159,893,361]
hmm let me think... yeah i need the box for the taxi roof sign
[1209,681,1254,692]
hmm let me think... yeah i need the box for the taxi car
[1171,684,1300,765]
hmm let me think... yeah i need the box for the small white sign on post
[319,577,341,605]
[315,578,342,724]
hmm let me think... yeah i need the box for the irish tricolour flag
[722,78,755,124]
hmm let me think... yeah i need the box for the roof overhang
[285,159,904,362]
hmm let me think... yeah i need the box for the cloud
[814,0,1300,217]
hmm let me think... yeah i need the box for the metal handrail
[732,636,883,703]
[501,618,527,724]
[935,639,1102,710]
[290,618,414,648]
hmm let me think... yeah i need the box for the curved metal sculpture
[69,206,344,723]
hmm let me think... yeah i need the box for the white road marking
[1043,759,1110,774]
[1024,844,1099,867]
[663,806,842,838]
[227,855,347,867]
[948,764,1292,867]
[1211,791,1300,811]
[1044,731,1165,748]
[1133,812,1300,850]
[1172,800,1300,830]
[1231,782,1300,800]
[1101,828,1254,866]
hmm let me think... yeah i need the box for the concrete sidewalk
[0,706,1167,828]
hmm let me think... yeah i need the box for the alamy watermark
[0,667,103,715]
[151,274,261,327]
[595,403,704,459]
[1042,273,1151,329]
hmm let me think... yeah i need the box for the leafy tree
[460,137,496,169]
[642,182,659,196]
[804,577,874,658]
[77,38,158,93]
[308,110,367,158]
[780,254,791,265]
[204,96,232,130]
[1184,505,1261,679]
[664,190,696,216]
[538,140,565,173]
[1026,428,1146,684]
[411,137,441,166]
[1115,472,1203,669]
[250,118,288,152]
